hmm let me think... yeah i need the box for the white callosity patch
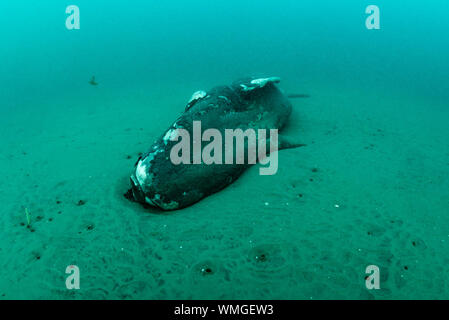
[173,121,183,129]
[135,160,181,210]
[135,160,148,186]
[134,148,165,206]
[160,201,179,210]
[218,95,230,103]
[135,148,163,186]
[149,194,179,210]
[188,90,207,104]
[251,77,281,87]
[163,128,180,145]
[241,77,281,92]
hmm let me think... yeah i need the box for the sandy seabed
[1,79,448,299]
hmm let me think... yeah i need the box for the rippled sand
[1,79,448,299]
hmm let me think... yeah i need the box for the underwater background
[1,0,448,299]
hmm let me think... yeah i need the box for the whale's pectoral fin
[277,134,307,150]
[262,135,306,153]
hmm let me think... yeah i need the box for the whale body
[126,77,300,210]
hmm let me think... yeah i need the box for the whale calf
[125,77,303,210]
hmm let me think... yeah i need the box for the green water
[0,1,448,299]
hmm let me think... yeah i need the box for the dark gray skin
[126,77,303,210]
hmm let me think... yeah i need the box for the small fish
[88,76,98,86]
